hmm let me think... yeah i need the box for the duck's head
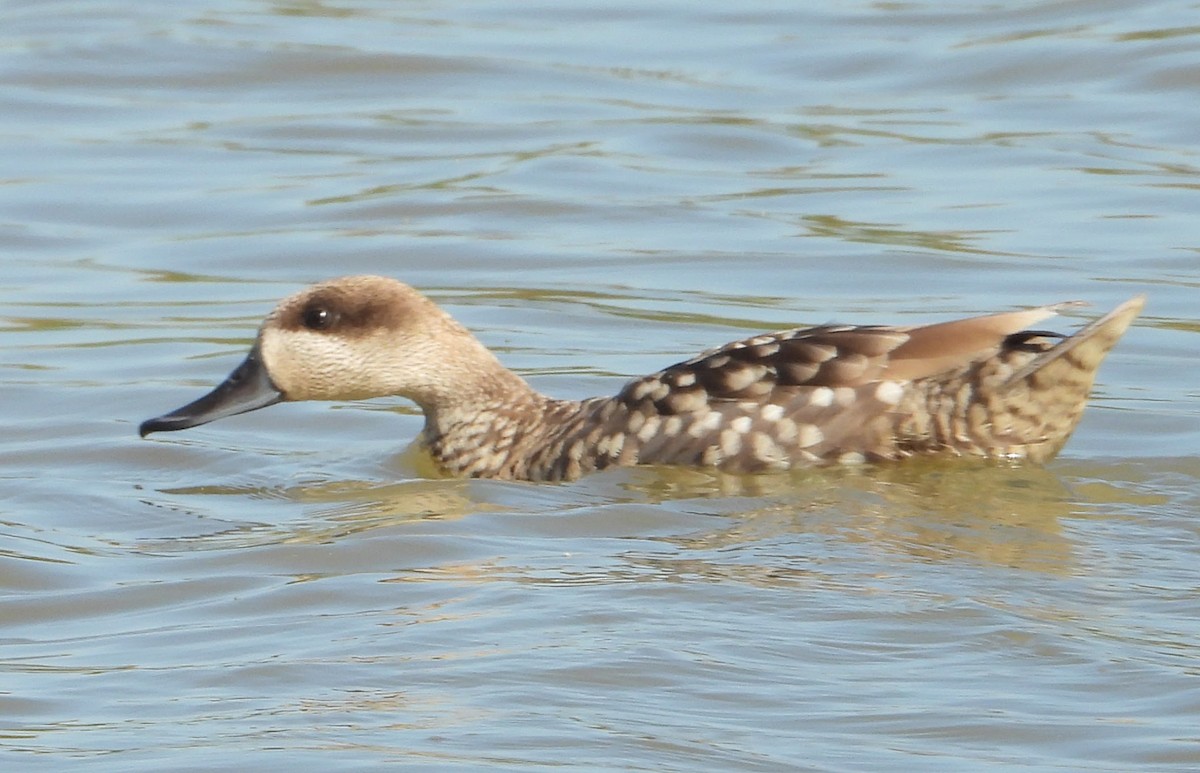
[139,275,502,437]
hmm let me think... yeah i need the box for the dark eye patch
[285,286,397,338]
[301,304,337,331]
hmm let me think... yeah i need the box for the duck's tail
[999,294,1144,460]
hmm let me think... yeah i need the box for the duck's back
[506,296,1143,481]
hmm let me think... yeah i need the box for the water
[2,1,1198,770]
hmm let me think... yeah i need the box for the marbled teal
[140,276,1143,481]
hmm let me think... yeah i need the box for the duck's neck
[419,362,590,479]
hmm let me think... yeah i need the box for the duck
[139,275,1144,482]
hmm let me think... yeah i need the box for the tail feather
[998,294,1144,460]
[886,301,1083,381]
[1007,295,1145,385]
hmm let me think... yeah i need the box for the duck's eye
[302,305,334,331]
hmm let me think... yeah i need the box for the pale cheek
[257,329,293,396]
[298,339,371,400]
[259,328,440,403]
[260,329,358,401]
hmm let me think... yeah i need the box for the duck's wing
[609,302,1083,470]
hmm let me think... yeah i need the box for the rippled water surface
[3,1,1199,770]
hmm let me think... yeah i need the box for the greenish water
[2,2,1198,771]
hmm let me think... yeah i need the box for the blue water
[2,1,1198,770]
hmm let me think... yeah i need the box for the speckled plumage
[140,276,1144,482]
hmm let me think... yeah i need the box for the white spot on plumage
[809,343,838,362]
[636,415,661,442]
[719,428,742,456]
[751,432,786,467]
[630,380,655,401]
[797,424,823,448]
[762,404,784,422]
[730,416,752,434]
[740,380,774,397]
[721,364,765,393]
[810,387,834,407]
[875,380,904,406]
[595,433,615,456]
[665,389,709,414]
[686,412,711,438]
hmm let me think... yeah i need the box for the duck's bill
[139,347,283,437]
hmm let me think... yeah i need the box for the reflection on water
[656,462,1080,574]
[146,478,485,551]
[138,457,1085,578]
